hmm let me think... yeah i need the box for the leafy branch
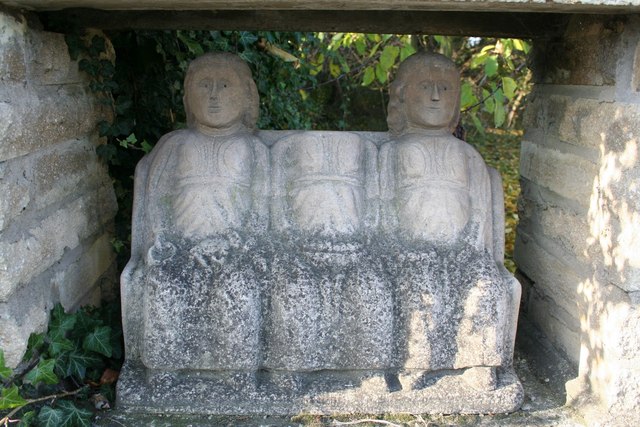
[0,387,86,427]
[0,303,122,426]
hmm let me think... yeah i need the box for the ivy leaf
[460,82,477,110]
[65,351,102,379]
[96,143,117,164]
[17,410,36,426]
[48,337,74,357]
[141,140,153,153]
[362,66,375,86]
[24,358,58,385]
[83,326,113,358]
[379,45,399,72]
[37,406,64,427]
[238,31,258,48]
[400,43,416,61]
[470,112,486,136]
[48,304,76,341]
[0,349,13,380]
[375,63,387,84]
[502,76,517,100]
[57,400,93,427]
[494,99,507,128]
[0,385,27,410]
[177,32,204,56]
[484,55,499,77]
[355,37,366,55]
[329,62,341,78]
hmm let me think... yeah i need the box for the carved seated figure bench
[117,52,523,415]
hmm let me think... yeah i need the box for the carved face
[404,66,459,130]
[186,66,246,131]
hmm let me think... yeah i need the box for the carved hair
[387,52,461,136]
[183,52,260,130]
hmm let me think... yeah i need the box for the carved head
[184,52,259,132]
[387,52,461,136]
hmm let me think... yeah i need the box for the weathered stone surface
[518,194,593,263]
[267,131,392,371]
[0,160,31,231]
[518,16,640,422]
[0,7,118,368]
[0,10,27,81]
[0,185,117,301]
[31,138,110,210]
[0,277,51,367]
[519,140,598,207]
[1,137,113,232]
[531,15,623,86]
[0,229,115,367]
[0,82,101,162]
[514,230,586,321]
[526,288,581,365]
[53,233,116,309]
[524,92,640,153]
[28,30,81,84]
[120,52,522,415]
[117,362,523,415]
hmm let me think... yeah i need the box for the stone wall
[517,14,640,424]
[0,8,117,367]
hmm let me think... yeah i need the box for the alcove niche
[1,2,639,425]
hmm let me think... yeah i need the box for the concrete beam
[40,9,569,38]
[4,0,640,13]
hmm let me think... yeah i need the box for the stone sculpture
[266,131,393,371]
[117,51,523,416]
[120,52,269,372]
[379,52,521,389]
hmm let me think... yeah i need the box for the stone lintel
[38,9,572,38]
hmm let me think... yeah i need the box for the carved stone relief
[118,51,523,415]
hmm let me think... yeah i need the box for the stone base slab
[117,362,524,415]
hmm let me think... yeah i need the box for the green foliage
[316,34,531,135]
[36,406,64,427]
[55,401,93,427]
[23,360,57,386]
[0,385,27,409]
[0,303,122,426]
[466,130,521,272]
[0,351,12,380]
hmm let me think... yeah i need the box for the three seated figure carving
[119,51,523,414]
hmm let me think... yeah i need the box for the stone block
[518,196,594,263]
[522,92,637,153]
[0,10,27,81]
[0,274,51,367]
[527,288,581,365]
[522,91,568,141]
[519,140,598,207]
[0,82,101,162]
[557,99,640,152]
[0,185,117,302]
[28,30,81,85]
[31,138,111,211]
[0,159,31,231]
[531,15,623,86]
[53,233,115,310]
[514,230,586,320]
